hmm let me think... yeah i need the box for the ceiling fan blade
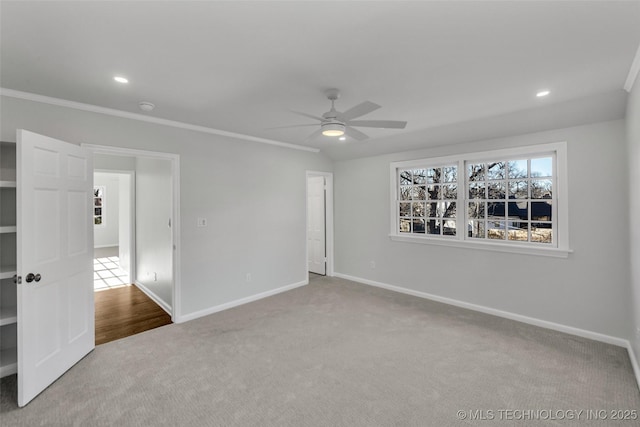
[346,126,369,141]
[339,101,381,121]
[346,120,407,129]
[265,124,318,130]
[290,110,324,122]
[304,127,324,142]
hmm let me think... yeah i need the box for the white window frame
[389,142,571,258]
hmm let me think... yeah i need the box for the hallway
[94,247,172,345]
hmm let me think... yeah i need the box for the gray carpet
[1,275,639,426]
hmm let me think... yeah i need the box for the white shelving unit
[0,141,17,378]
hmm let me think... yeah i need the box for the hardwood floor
[94,285,172,345]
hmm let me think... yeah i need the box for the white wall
[93,172,119,248]
[135,157,172,309]
[118,173,132,278]
[334,119,631,339]
[0,95,333,320]
[627,72,640,367]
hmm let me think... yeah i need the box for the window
[398,165,458,236]
[390,142,569,257]
[94,186,105,226]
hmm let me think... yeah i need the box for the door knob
[25,273,41,283]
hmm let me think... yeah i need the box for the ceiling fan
[272,89,407,141]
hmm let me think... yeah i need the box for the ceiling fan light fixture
[321,122,345,137]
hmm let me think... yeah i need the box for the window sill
[389,234,572,258]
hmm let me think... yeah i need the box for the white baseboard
[94,244,118,249]
[176,279,309,324]
[134,281,172,316]
[334,272,628,348]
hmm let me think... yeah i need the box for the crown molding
[0,88,320,153]
[624,42,640,93]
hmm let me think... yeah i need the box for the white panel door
[307,176,326,275]
[17,130,94,407]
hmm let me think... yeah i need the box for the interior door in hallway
[307,176,326,275]
[17,130,94,406]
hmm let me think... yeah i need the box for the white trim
[93,244,118,249]
[0,88,319,154]
[627,343,640,392]
[389,234,572,258]
[176,279,308,323]
[624,42,640,92]
[334,272,629,348]
[306,171,335,278]
[134,281,172,316]
[83,143,181,322]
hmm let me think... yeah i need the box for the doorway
[93,170,133,291]
[306,171,334,278]
[86,144,181,324]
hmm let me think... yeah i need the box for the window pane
[487,221,506,240]
[468,221,485,238]
[412,169,426,184]
[426,202,438,218]
[487,162,505,180]
[427,168,441,183]
[508,180,528,199]
[425,219,440,235]
[531,201,552,221]
[468,182,485,199]
[412,202,425,217]
[531,157,552,178]
[487,202,505,219]
[443,166,457,183]
[400,170,412,185]
[442,184,457,199]
[531,223,553,243]
[399,202,410,217]
[468,163,485,181]
[508,160,527,179]
[399,218,411,233]
[531,179,552,199]
[412,185,426,200]
[508,223,529,241]
[441,201,456,218]
[427,185,441,200]
[443,220,456,236]
[509,201,528,221]
[412,218,425,233]
[487,182,505,199]
[468,202,485,219]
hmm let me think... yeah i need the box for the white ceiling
[1,1,639,160]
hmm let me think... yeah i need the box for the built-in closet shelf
[0,267,17,280]
[0,347,18,377]
[1,141,17,380]
[0,307,17,326]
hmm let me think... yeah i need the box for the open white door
[307,176,326,275]
[17,130,94,407]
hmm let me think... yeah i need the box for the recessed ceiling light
[339,136,346,141]
[139,101,155,112]
[536,90,550,97]
[114,76,129,84]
